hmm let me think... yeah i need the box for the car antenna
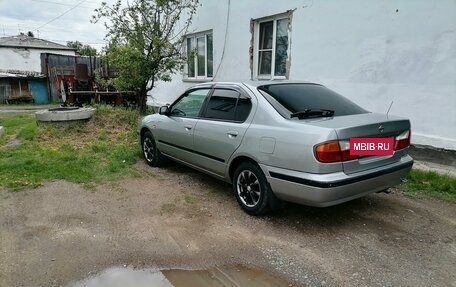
[386,101,394,119]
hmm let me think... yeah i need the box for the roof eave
[0,44,76,51]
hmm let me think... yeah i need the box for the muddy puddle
[68,265,292,287]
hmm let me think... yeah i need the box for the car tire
[233,162,272,215]
[142,131,163,167]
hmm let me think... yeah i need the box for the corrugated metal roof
[0,35,75,51]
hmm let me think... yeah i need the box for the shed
[0,71,48,104]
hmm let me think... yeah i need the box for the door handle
[184,125,193,131]
[227,131,239,138]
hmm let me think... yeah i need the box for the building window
[185,31,213,80]
[254,14,290,79]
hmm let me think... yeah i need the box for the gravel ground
[0,161,455,287]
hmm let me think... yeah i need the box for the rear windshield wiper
[290,109,335,119]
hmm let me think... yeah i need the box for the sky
[0,0,118,51]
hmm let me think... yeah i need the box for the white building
[0,35,76,104]
[150,0,456,150]
[0,35,76,73]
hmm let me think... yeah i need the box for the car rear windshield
[258,83,368,117]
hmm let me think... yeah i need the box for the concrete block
[35,107,96,122]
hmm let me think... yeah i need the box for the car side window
[171,88,210,117]
[234,96,252,122]
[203,89,252,122]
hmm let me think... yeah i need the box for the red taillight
[314,140,359,163]
[339,140,359,161]
[394,130,411,150]
[314,141,342,163]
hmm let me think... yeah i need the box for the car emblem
[378,125,384,133]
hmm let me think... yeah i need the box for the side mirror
[158,106,169,115]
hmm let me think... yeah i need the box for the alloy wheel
[236,170,261,207]
[143,137,155,163]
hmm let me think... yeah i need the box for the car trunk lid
[307,113,411,174]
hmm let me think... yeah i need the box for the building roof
[0,70,46,79]
[0,35,75,51]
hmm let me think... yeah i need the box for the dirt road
[1,162,455,286]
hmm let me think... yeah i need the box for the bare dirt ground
[1,161,455,287]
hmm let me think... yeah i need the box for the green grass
[400,169,456,202]
[184,194,198,204]
[160,203,176,215]
[0,106,141,191]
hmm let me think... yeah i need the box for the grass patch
[0,106,142,191]
[160,203,176,215]
[399,169,456,202]
[184,194,198,204]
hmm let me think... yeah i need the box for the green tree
[92,0,199,113]
[66,41,97,56]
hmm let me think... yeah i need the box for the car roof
[242,80,318,87]
[188,80,321,90]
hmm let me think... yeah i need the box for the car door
[156,88,211,163]
[192,85,254,176]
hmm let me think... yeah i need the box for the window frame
[253,13,290,80]
[184,30,213,81]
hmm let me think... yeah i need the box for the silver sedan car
[139,81,413,215]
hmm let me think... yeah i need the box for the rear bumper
[261,155,413,207]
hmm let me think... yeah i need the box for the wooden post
[45,53,52,103]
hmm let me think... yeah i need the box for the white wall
[150,0,456,150]
[0,47,76,73]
